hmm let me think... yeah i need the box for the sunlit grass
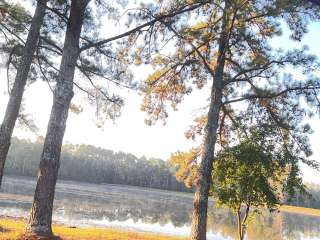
[280,205,320,217]
[0,218,185,240]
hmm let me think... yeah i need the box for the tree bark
[237,209,243,240]
[0,0,48,188]
[240,204,250,240]
[236,205,250,240]
[190,2,230,240]
[26,0,89,236]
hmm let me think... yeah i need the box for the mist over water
[1,176,320,240]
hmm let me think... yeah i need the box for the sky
[0,1,319,184]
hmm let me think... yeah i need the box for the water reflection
[0,176,319,240]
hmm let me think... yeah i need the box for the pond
[0,176,319,239]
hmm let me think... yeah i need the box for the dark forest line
[4,137,190,192]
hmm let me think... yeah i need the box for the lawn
[0,217,185,240]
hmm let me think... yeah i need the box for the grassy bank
[1,205,320,240]
[281,205,320,217]
[0,217,184,240]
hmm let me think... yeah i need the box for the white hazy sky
[0,2,319,184]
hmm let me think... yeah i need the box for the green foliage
[0,0,31,31]
[211,136,310,240]
[0,0,31,74]
[136,0,320,181]
[212,140,281,212]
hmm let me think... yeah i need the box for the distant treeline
[4,137,320,209]
[5,137,191,192]
[285,183,320,209]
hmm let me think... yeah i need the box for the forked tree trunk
[190,2,230,240]
[26,0,89,236]
[0,0,48,187]
[237,205,250,240]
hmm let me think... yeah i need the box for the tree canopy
[212,139,284,240]
[0,0,319,239]
[137,1,320,238]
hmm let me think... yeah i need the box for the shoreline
[280,205,320,217]
[0,216,184,240]
[1,204,320,240]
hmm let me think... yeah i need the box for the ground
[0,217,184,240]
[280,205,320,217]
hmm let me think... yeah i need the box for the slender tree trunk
[240,205,250,240]
[190,2,230,239]
[237,209,243,240]
[26,0,89,236]
[0,0,48,188]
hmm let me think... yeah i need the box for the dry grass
[280,205,320,217]
[0,217,185,240]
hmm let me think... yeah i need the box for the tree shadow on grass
[0,225,10,233]
[18,234,62,240]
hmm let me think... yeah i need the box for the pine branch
[0,21,26,45]
[36,44,54,93]
[162,20,216,77]
[225,59,287,85]
[40,36,63,54]
[223,85,320,105]
[307,0,320,5]
[76,64,122,106]
[45,5,68,23]
[79,1,210,52]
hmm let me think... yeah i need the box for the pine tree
[24,0,206,236]
[138,1,320,239]
[0,0,48,187]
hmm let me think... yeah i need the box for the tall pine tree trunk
[190,2,230,239]
[0,0,48,187]
[26,0,89,236]
[190,83,223,240]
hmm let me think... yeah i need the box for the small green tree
[212,139,304,240]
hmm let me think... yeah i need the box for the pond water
[0,175,320,240]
